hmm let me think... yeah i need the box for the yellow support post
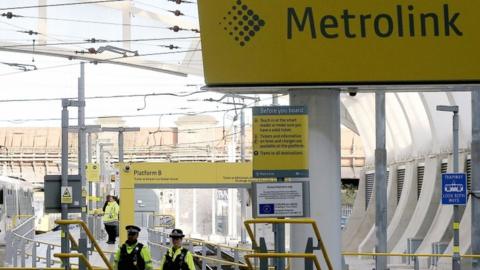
[119,163,135,243]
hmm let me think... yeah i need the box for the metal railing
[87,212,106,245]
[5,216,36,267]
[148,227,252,270]
[245,253,321,270]
[244,218,333,270]
[10,215,34,229]
[342,252,480,270]
[53,254,94,270]
[5,216,114,268]
[148,214,175,229]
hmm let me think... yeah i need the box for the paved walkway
[0,246,4,267]
[345,256,375,269]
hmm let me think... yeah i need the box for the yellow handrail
[342,252,480,259]
[55,219,113,270]
[244,218,333,270]
[53,253,94,270]
[245,253,321,270]
[68,233,79,250]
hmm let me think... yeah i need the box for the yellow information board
[198,0,480,86]
[252,106,309,178]
[119,162,273,186]
[86,163,100,182]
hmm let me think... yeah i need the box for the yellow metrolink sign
[198,0,479,86]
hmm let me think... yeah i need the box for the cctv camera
[347,88,358,97]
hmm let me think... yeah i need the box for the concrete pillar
[228,189,238,239]
[212,189,217,238]
[472,88,480,269]
[193,189,198,235]
[289,90,341,269]
[175,189,180,230]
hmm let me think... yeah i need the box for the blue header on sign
[252,106,308,116]
[441,173,467,205]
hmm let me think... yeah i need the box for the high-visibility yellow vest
[103,201,119,223]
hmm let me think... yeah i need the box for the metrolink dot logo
[219,0,266,47]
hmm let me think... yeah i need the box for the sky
[0,0,288,128]
[0,51,286,128]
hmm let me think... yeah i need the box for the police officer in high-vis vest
[114,225,153,270]
[159,229,195,270]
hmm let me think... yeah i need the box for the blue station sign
[441,173,467,205]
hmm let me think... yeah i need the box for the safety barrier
[5,216,36,267]
[148,214,175,229]
[245,254,321,270]
[54,219,113,270]
[5,216,114,268]
[10,215,35,229]
[148,227,252,270]
[87,212,106,244]
[342,252,480,270]
[244,218,333,270]
[53,254,94,270]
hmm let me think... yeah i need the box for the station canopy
[0,0,204,77]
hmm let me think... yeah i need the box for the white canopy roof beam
[37,0,47,45]
[0,43,188,76]
[122,0,132,49]
[97,2,198,29]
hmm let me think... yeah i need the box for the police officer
[114,225,153,270]
[159,229,195,270]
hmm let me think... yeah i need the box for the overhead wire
[0,90,207,103]
[137,91,204,110]
[0,7,201,72]
[175,130,241,146]
[0,108,236,123]
[0,0,126,11]
[0,62,79,77]
[10,14,196,30]
[0,36,200,49]
[133,0,198,19]
[0,94,285,124]
[141,129,242,149]
[0,17,90,51]
[0,48,201,77]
